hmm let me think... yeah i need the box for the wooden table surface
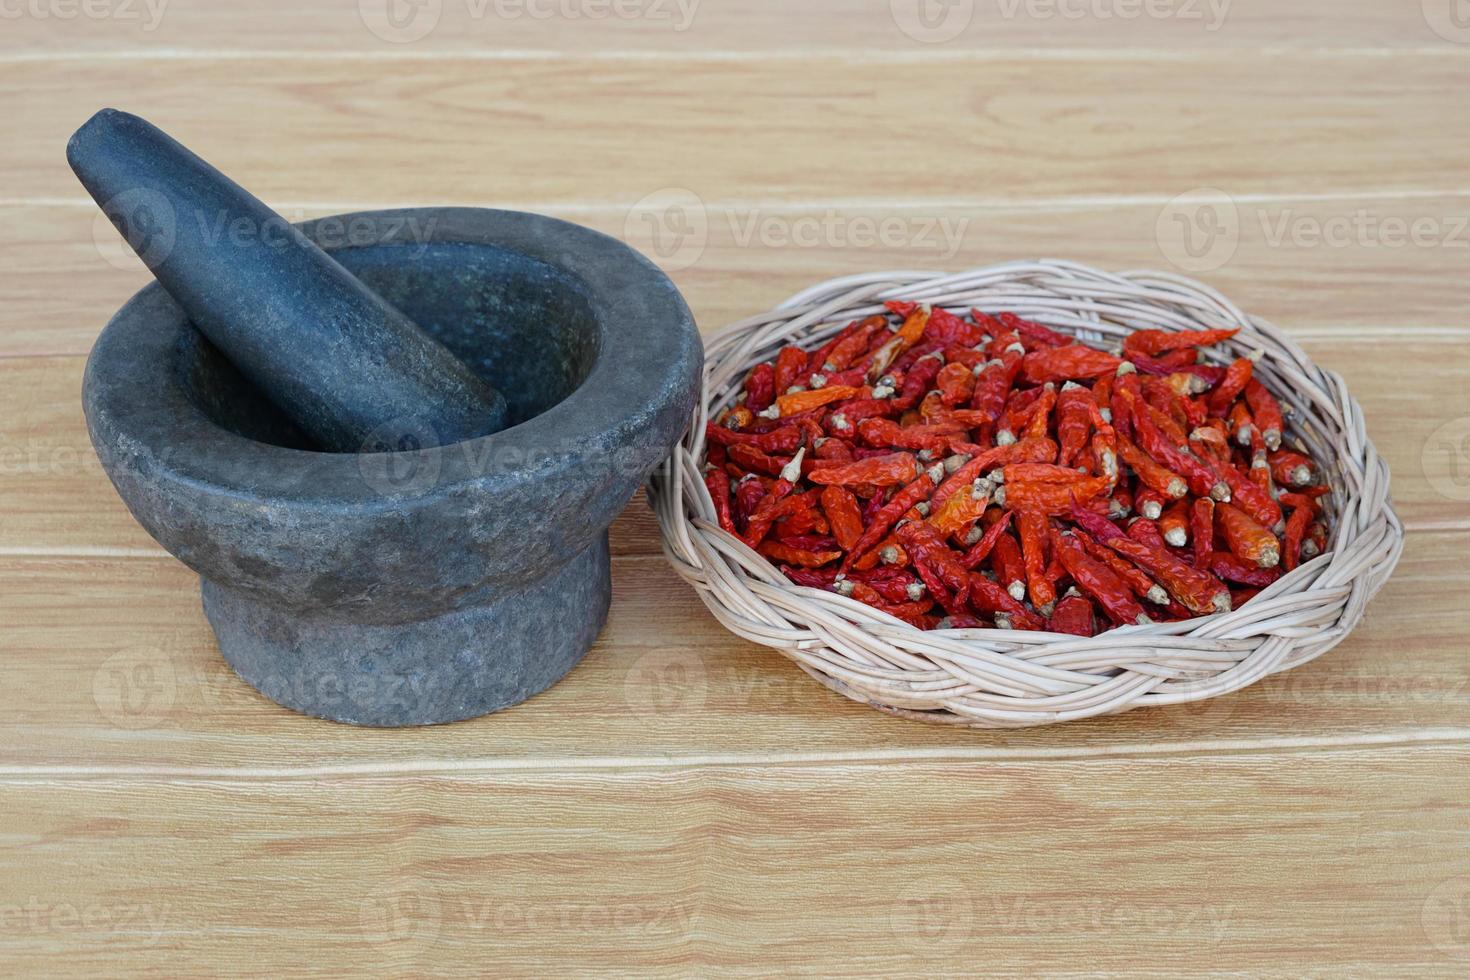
[3,2,1469,975]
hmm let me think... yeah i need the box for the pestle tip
[67,108,137,173]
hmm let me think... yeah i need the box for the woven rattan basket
[649,261,1404,727]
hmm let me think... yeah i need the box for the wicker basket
[649,261,1404,727]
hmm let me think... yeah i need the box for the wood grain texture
[1,747,1467,976]
[4,1,1470,975]
[3,55,1469,205]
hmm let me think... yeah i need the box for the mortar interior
[174,241,602,452]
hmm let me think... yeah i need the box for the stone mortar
[83,207,702,726]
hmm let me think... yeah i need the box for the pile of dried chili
[703,304,1331,635]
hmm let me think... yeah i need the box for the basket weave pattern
[649,262,1404,727]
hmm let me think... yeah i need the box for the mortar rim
[83,206,701,508]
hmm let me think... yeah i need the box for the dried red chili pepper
[779,565,840,589]
[866,306,930,381]
[998,311,1073,349]
[815,316,888,373]
[705,421,804,454]
[843,468,941,569]
[1216,502,1280,569]
[1206,356,1253,414]
[775,384,866,418]
[808,452,921,488]
[1021,345,1124,385]
[1207,551,1282,588]
[773,346,807,395]
[929,477,994,540]
[925,306,985,347]
[1000,475,1112,515]
[895,520,970,593]
[1269,449,1317,488]
[1071,504,1230,615]
[1047,591,1097,636]
[989,530,1027,601]
[1244,378,1284,450]
[934,361,975,407]
[1055,532,1149,626]
[966,573,1045,631]
[1283,502,1314,571]
[1022,383,1057,442]
[726,442,788,478]
[1159,499,1190,548]
[960,510,1014,569]
[1117,437,1187,499]
[743,362,777,413]
[1191,497,1215,567]
[1055,382,1094,467]
[1075,530,1168,606]
[1135,487,1166,520]
[705,468,736,536]
[741,449,807,548]
[760,539,842,567]
[1010,508,1051,611]
[819,485,865,552]
[1122,327,1239,359]
[1218,459,1283,532]
[1131,403,1230,502]
[856,418,967,455]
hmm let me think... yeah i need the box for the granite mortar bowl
[83,207,702,726]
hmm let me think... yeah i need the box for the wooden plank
[1,336,1463,562]
[1,747,1466,976]
[0,0,1449,54]
[9,194,1470,358]
[0,530,1465,771]
[3,55,1468,205]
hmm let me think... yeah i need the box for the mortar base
[201,534,610,726]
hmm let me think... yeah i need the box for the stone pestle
[67,109,508,453]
